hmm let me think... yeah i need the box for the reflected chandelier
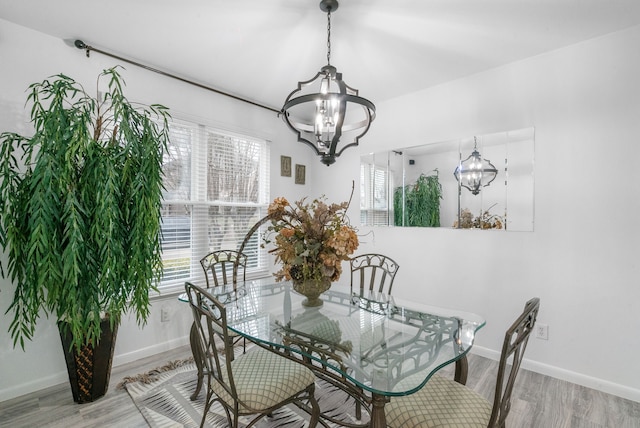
[454,137,498,195]
[280,0,375,166]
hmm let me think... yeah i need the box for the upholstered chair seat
[211,347,316,412]
[386,374,492,427]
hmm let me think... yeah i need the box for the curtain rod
[73,40,280,114]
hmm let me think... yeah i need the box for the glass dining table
[181,278,485,428]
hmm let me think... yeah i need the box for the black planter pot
[59,318,119,404]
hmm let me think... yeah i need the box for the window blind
[159,119,270,292]
[360,163,392,226]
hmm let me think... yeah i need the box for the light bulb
[315,114,323,137]
[320,77,330,94]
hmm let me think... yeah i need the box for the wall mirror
[360,127,534,231]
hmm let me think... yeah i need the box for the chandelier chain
[326,9,332,65]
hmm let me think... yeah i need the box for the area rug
[120,358,366,427]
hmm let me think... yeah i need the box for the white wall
[315,26,640,401]
[2,17,639,404]
[0,19,316,401]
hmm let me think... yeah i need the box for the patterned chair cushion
[211,347,315,412]
[211,322,240,337]
[385,374,492,428]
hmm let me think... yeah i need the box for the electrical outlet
[161,307,170,322]
[535,323,548,340]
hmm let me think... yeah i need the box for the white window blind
[159,118,270,292]
[360,163,392,226]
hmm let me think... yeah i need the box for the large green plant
[394,172,442,227]
[0,67,170,351]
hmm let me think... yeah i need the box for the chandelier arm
[282,69,330,100]
[333,117,374,158]
[282,93,375,118]
[282,93,338,110]
[281,116,324,156]
[342,95,376,114]
[333,140,362,158]
[282,109,374,138]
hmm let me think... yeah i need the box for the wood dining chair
[385,297,540,428]
[185,282,320,428]
[350,253,400,295]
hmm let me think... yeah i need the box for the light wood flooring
[0,345,638,427]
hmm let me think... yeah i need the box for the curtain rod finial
[74,40,91,57]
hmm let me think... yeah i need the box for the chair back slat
[489,297,540,428]
[350,253,400,295]
[200,250,248,287]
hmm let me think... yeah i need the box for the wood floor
[1,345,638,427]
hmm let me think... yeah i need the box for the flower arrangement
[264,196,359,284]
[453,206,504,229]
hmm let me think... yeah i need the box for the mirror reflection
[360,127,534,231]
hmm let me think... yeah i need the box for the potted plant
[394,172,442,227]
[0,67,170,403]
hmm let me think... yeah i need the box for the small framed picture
[295,164,306,185]
[280,156,292,177]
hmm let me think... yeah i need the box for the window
[360,162,392,226]
[159,118,270,292]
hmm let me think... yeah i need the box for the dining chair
[200,250,248,355]
[185,282,320,428]
[200,249,248,288]
[348,253,399,420]
[385,297,540,428]
[350,253,400,295]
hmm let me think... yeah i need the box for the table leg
[189,322,204,400]
[454,354,468,385]
[370,393,389,428]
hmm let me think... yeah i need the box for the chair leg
[220,405,233,427]
[454,355,469,384]
[201,385,215,428]
[190,322,205,400]
[227,336,236,361]
[353,384,364,419]
[308,384,320,428]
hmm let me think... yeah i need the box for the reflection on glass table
[180,278,485,428]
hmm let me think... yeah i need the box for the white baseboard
[3,339,638,405]
[471,346,640,403]
[0,372,69,403]
[0,335,190,403]
[112,336,190,367]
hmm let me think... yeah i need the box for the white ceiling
[2,0,640,111]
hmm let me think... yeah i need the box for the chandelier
[454,137,498,195]
[280,0,375,166]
